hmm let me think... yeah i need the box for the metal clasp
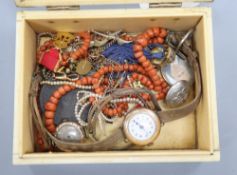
[46,6,80,11]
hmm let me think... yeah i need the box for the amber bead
[53,91,61,99]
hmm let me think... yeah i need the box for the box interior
[14,9,217,162]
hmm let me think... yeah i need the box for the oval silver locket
[55,122,85,142]
[165,80,191,108]
[161,55,194,85]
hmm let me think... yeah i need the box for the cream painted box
[13,0,220,164]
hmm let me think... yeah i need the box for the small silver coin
[161,55,194,85]
[56,122,84,142]
[165,80,191,108]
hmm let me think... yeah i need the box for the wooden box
[13,0,220,164]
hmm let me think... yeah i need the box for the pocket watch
[123,108,161,146]
[55,122,85,142]
[165,80,191,108]
[161,54,194,85]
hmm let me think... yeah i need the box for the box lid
[15,0,213,7]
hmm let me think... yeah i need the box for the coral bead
[138,56,147,63]
[154,80,162,86]
[49,96,58,104]
[53,91,61,99]
[157,37,164,44]
[45,102,57,111]
[152,27,160,36]
[160,28,168,38]
[128,65,135,71]
[154,86,162,92]
[45,111,55,119]
[58,86,66,95]
[45,119,54,126]
[108,109,113,116]
[148,69,157,77]
[134,51,143,59]
[142,60,150,67]
[47,125,56,133]
[93,72,100,79]
[136,37,148,47]
[146,29,155,38]
[71,53,77,59]
[133,44,143,52]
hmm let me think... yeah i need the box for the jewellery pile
[30,27,202,152]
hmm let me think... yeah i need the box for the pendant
[53,32,75,49]
[76,59,92,75]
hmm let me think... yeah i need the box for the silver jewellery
[40,80,93,90]
[161,54,194,85]
[55,122,85,142]
[165,80,191,108]
[74,90,145,125]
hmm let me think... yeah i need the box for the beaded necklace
[43,27,169,133]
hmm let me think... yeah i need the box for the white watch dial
[128,113,156,141]
[124,108,161,146]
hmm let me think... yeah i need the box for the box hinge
[149,2,182,8]
[46,5,80,11]
[140,2,200,9]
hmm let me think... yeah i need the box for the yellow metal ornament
[53,32,75,49]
